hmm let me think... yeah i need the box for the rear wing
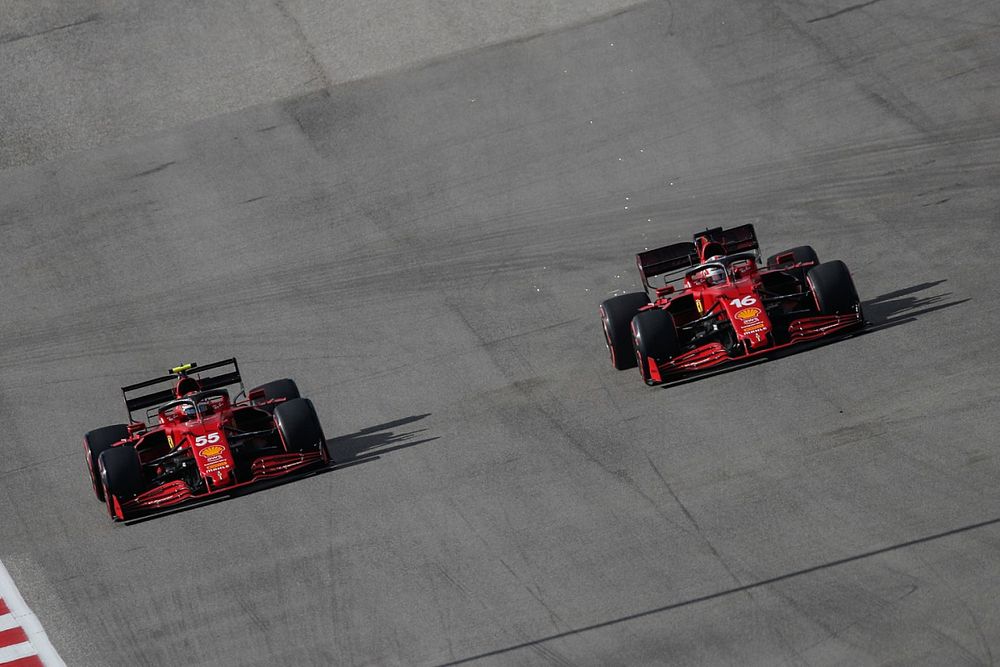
[636,242,699,289]
[121,358,245,421]
[694,223,759,255]
[636,224,761,290]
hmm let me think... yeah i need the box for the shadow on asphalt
[859,279,969,334]
[122,414,438,526]
[658,280,967,389]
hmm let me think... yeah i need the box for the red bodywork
[624,226,864,383]
[92,361,328,520]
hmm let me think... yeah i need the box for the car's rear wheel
[275,398,329,461]
[599,292,650,370]
[767,245,819,269]
[99,446,145,521]
[84,424,129,502]
[807,260,861,315]
[249,378,300,407]
[632,309,680,386]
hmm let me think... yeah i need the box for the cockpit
[683,252,758,288]
[158,389,231,424]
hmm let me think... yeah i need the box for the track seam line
[438,514,1000,665]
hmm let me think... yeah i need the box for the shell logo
[735,307,761,320]
[200,444,226,458]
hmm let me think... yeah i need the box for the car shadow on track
[122,414,438,526]
[658,280,967,389]
[858,279,969,334]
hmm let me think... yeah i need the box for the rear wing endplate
[636,242,699,289]
[694,223,759,255]
[121,358,245,421]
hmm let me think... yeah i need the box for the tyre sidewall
[600,292,650,370]
[274,398,326,454]
[84,424,129,502]
[807,260,860,314]
[631,310,679,384]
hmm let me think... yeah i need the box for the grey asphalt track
[2,1,1000,665]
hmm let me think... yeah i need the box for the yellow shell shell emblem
[735,307,761,320]
[200,444,225,458]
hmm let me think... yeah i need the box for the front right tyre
[631,309,680,386]
[599,292,651,370]
[98,445,145,521]
[84,424,129,502]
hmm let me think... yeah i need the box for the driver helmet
[176,401,212,421]
[700,256,726,286]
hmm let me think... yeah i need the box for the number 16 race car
[83,359,330,521]
[600,225,864,385]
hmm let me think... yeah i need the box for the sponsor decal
[743,323,767,333]
[199,444,225,458]
[735,307,761,320]
[205,460,230,472]
[695,299,703,315]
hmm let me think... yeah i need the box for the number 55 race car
[83,359,330,521]
[600,225,864,385]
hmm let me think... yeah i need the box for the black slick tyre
[84,424,128,502]
[599,292,650,370]
[250,378,300,402]
[631,310,680,386]
[274,398,328,458]
[99,446,144,521]
[807,260,861,315]
[767,245,819,269]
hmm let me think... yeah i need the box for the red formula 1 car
[83,359,330,521]
[600,225,864,385]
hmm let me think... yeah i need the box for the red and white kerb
[0,561,65,667]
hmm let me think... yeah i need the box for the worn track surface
[2,1,1000,665]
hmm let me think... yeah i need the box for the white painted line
[0,640,37,663]
[0,613,18,632]
[0,561,66,667]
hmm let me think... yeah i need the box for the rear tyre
[807,260,861,315]
[767,245,819,269]
[599,292,650,370]
[631,310,680,386]
[99,446,144,521]
[84,424,128,502]
[274,398,328,459]
[249,379,300,409]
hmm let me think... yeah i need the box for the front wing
[646,312,864,383]
[108,450,327,520]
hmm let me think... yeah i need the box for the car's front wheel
[632,309,680,386]
[84,424,129,502]
[807,260,861,316]
[99,445,145,521]
[274,398,329,462]
[599,292,651,370]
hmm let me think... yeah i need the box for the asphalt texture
[2,1,1000,665]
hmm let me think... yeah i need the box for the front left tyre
[274,397,329,462]
[807,260,861,316]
